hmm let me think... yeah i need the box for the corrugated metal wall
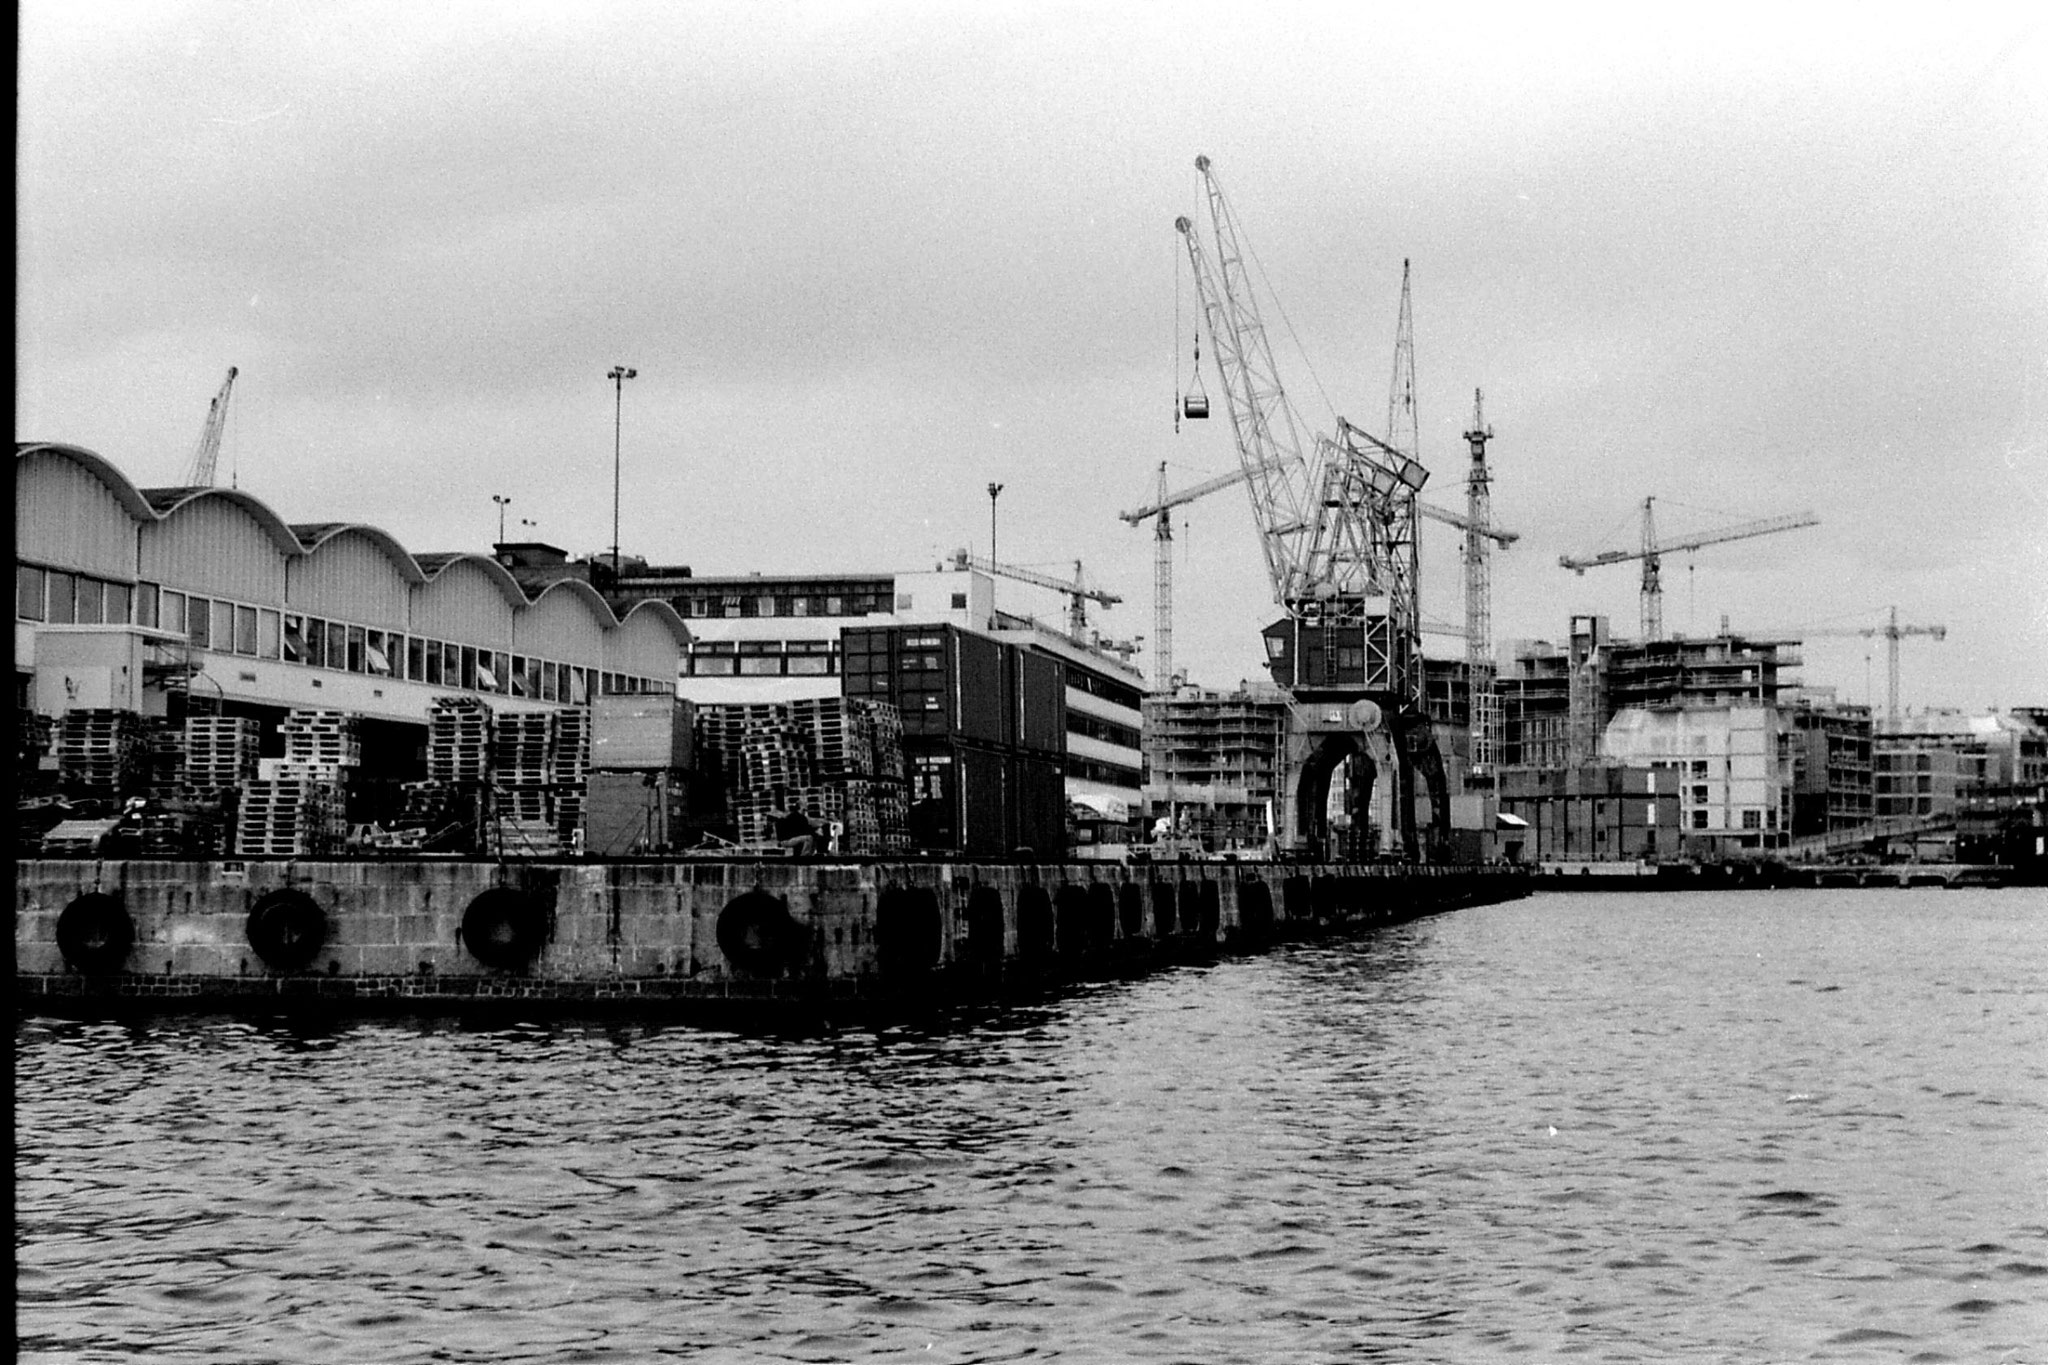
[514,582,608,662]
[411,561,517,647]
[15,452,138,578]
[138,498,287,603]
[606,607,683,681]
[288,531,411,626]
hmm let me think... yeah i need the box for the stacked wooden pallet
[427,696,493,784]
[792,697,875,778]
[552,708,590,848]
[280,709,362,768]
[693,698,911,854]
[183,716,260,795]
[56,709,147,796]
[235,777,344,857]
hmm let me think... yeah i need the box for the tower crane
[1118,460,1517,694]
[1792,606,1946,730]
[183,366,239,487]
[1463,390,1499,773]
[1558,496,1819,641]
[1175,153,1444,860]
[950,550,1123,641]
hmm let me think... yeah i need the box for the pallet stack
[235,777,345,857]
[552,708,591,850]
[237,709,356,856]
[56,709,147,797]
[487,709,559,857]
[427,696,493,784]
[183,716,260,797]
[697,698,911,854]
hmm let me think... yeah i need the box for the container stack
[56,709,147,798]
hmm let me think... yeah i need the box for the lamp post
[607,365,638,583]
[492,494,512,545]
[987,482,1004,565]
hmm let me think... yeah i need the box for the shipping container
[590,695,694,771]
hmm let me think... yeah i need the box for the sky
[17,2,2047,715]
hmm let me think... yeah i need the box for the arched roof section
[414,552,529,609]
[15,442,157,522]
[139,485,304,558]
[528,576,621,625]
[291,523,427,583]
[618,597,691,646]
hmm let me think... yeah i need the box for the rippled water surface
[17,889,2048,1362]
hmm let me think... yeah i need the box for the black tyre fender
[461,888,551,969]
[246,889,328,971]
[56,893,133,974]
[717,890,804,976]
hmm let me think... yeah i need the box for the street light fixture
[492,494,513,545]
[987,482,1004,564]
[607,365,638,583]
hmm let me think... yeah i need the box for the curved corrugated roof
[21,441,680,652]
[617,597,692,645]
[413,550,530,609]
[15,442,159,521]
[291,523,428,583]
[138,484,306,557]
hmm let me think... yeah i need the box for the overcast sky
[18,2,2046,714]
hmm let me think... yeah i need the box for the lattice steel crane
[1796,606,1946,729]
[1558,496,1819,641]
[1119,458,1517,693]
[183,367,239,487]
[950,550,1122,640]
[1175,154,1442,858]
[1463,390,1500,773]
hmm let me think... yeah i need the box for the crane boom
[1121,461,1516,545]
[183,366,239,487]
[1787,606,1945,728]
[1558,496,1819,640]
[952,551,1121,639]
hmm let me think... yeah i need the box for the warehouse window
[344,624,366,673]
[235,605,258,656]
[74,577,105,625]
[258,610,281,660]
[105,582,132,626]
[325,621,346,669]
[788,655,830,675]
[135,582,159,629]
[211,600,235,653]
[46,572,76,625]
[187,596,211,647]
[542,662,560,701]
[365,629,392,675]
[17,565,46,621]
[693,656,735,675]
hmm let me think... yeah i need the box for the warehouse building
[612,559,1147,845]
[16,443,686,765]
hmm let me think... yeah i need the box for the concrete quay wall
[15,858,1527,1016]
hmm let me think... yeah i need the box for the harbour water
[16,888,2048,1362]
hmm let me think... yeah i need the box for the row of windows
[1068,711,1142,751]
[1068,756,1143,788]
[18,564,133,626]
[684,640,840,677]
[19,563,665,698]
[673,590,892,619]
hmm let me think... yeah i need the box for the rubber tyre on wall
[56,893,133,974]
[716,890,803,976]
[246,889,327,972]
[462,888,550,970]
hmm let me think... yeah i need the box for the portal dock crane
[1558,496,1819,641]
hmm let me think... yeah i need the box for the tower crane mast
[1795,606,1945,729]
[183,366,239,488]
[1559,497,1820,641]
[1464,390,1498,772]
